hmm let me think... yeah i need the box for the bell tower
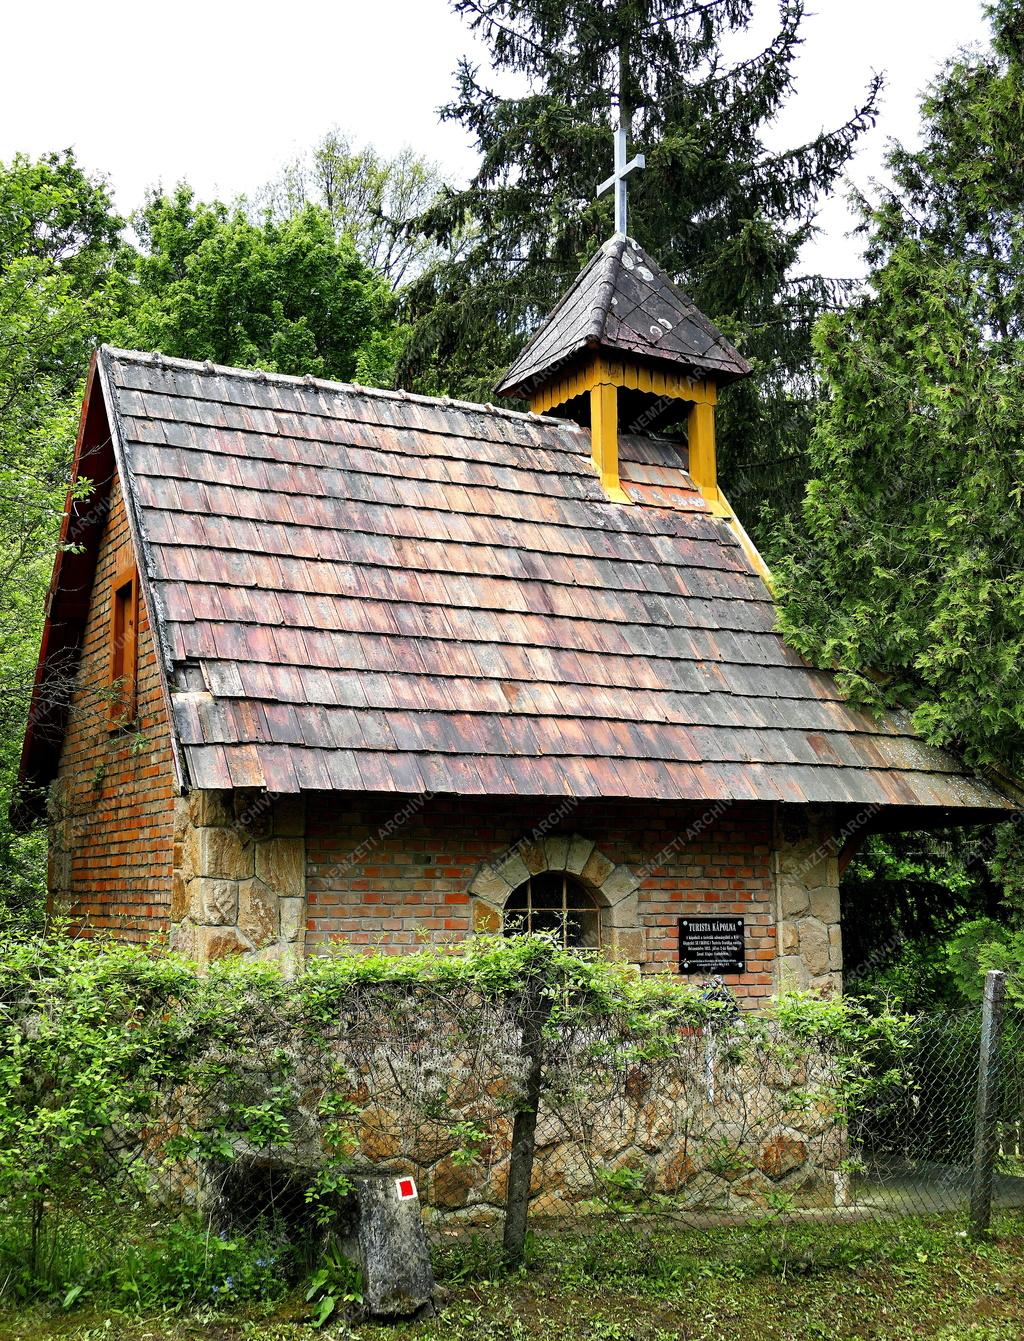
[495,235,751,508]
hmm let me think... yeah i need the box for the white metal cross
[597,119,645,236]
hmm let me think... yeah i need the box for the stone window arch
[468,834,645,965]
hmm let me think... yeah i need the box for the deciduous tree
[263,131,445,289]
[0,151,122,918]
[115,187,401,384]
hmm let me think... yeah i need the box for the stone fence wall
[159,1008,848,1228]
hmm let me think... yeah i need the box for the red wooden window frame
[108,564,139,727]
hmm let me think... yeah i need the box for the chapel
[16,221,1015,1002]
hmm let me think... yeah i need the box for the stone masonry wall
[48,475,177,940]
[773,809,843,996]
[170,790,307,974]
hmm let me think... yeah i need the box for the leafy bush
[0,934,197,1285]
[944,917,1024,1006]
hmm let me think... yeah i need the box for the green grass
[1,1216,1023,1341]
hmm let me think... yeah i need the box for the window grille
[504,871,600,949]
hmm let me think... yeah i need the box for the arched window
[504,871,600,949]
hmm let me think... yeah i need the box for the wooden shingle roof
[496,235,751,399]
[18,346,1014,817]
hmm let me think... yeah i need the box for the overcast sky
[2,0,991,278]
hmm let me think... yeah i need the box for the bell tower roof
[496,234,751,400]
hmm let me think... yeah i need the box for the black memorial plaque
[678,916,745,975]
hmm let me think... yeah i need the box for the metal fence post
[970,969,1007,1240]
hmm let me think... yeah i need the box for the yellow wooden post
[590,381,617,486]
[589,378,631,502]
[687,401,719,504]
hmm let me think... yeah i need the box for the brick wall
[305,795,777,1003]
[49,473,177,939]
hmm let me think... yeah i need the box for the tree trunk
[503,976,549,1268]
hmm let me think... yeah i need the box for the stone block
[602,891,638,929]
[758,1133,807,1180]
[429,1155,476,1210]
[606,927,645,964]
[780,924,799,954]
[469,866,512,902]
[239,879,279,947]
[537,1144,595,1196]
[496,850,530,891]
[472,899,501,933]
[188,790,232,828]
[280,897,305,942]
[566,834,595,874]
[809,886,840,924]
[197,925,248,964]
[828,924,844,970]
[411,1122,462,1168]
[170,919,198,960]
[581,847,615,888]
[780,881,810,918]
[196,877,238,926]
[636,1100,672,1153]
[778,954,810,991]
[519,841,546,874]
[732,1170,774,1206]
[484,1161,509,1206]
[255,836,304,897]
[342,1174,436,1320]
[177,832,199,885]
[661,1150,697,1193]
[797,918,830,977]
[785,846,835,892]
[359,1106,404,1164]
[542,835,571,872]
[276,943,303,979]
[600,863,639,903]
[197,825,253,880]
[173,796,190,844]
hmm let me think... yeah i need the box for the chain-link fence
[1,939,1022,1308]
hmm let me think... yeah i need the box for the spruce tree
[774,0,1024,922]
[402,0,880,530]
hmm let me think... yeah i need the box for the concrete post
[970,969,1007,1240]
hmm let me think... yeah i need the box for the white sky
[1,0,991,279]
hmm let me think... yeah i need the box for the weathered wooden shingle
[89,345,1012,813]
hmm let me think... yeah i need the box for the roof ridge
[586,235,626,342]
[99,345,583,433]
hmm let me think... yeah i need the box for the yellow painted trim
[528,352,723,505]
[528,353,716,415]
[686,400,718,506]
[590,382,630,501]
[714,487,774,589]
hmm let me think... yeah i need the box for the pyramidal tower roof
[496,234,751,399]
